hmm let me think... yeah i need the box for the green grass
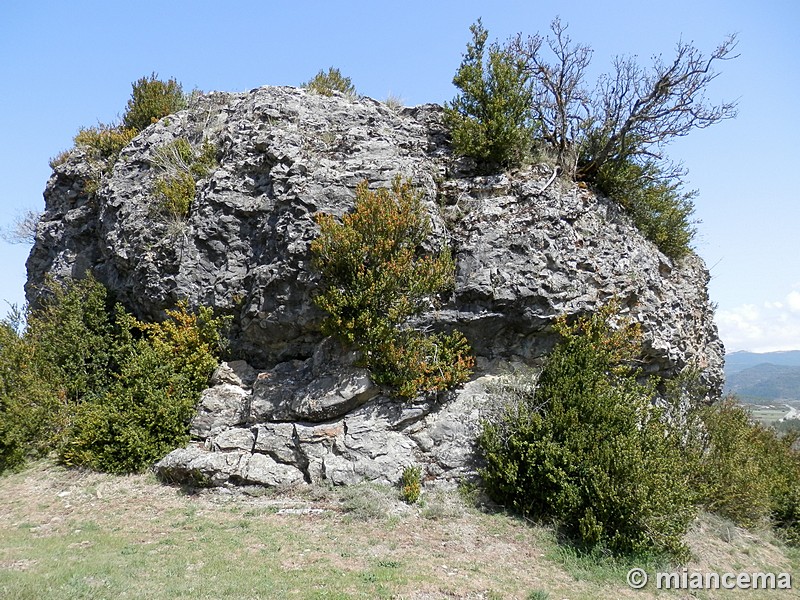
[1,461,799,599]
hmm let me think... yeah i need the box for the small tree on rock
[303,67,356,97]
[310,177,474,398]
[445,19,535,171]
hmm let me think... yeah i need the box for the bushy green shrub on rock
[444,19,534,171]
[122,73,186,132]
[479,304,697,558]
[311,177,474,398]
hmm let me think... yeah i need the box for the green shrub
[122,73,186,132]
[0,276,116,472]
[591,157,696,260]
[697,398,800,535]
[400,465,422,504]
[61,303,227,474]
[445,20,534,171]
[0,276,228,475]
[25,275,116,403]
[0,311,62,472]
[310,177,474,398]
[478,304,697,558]
[303,67,356,97]
[73,125,137,192]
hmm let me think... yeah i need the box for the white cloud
[717,288,800,352]
[787,290,800,312]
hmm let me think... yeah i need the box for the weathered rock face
[27,85,725,487]
[157,353,500,488]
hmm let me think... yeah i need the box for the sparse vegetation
[384,93,404,110]
[302,67,356,97]
[151,137,218,218]
[1,462,798,599]
[310,177,474,398]
[1,209,42,245]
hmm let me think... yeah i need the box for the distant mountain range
[724,351,800,403]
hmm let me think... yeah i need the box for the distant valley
[724,350,800,404]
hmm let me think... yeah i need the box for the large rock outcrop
[26,85,725,487]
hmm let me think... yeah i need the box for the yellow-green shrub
[73,125,137,191]
[74,125,137,163]
[400,465,422,504]
[152,138,217,218]
[310,177,474,398]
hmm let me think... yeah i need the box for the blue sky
[1,0,798,352]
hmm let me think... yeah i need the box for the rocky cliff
[26,86,725,487]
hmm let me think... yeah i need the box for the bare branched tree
[577,35,739,180]
[511,17,593,173]
[2,209,42,245]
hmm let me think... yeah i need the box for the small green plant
[151,137,217,218]
[310,177,474,398]
[122,73,186,132]
[444,19,535,171]
[478,303,697,558]
[303,67,356,97]
[400,465,422,504]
